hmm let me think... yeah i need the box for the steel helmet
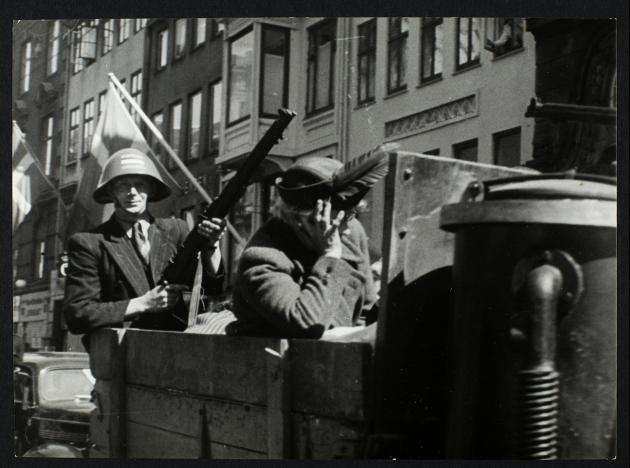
[92,148,171,204]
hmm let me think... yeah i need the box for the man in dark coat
[229,156,379,338]
[63,148,225,350]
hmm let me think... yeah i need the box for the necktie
[132,221,151,264]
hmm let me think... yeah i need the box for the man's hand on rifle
[197,218,227,250]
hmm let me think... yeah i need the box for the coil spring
[517,368,560,459]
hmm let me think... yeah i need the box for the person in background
[63,148,226,350]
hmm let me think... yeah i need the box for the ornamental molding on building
[384,93,479,140]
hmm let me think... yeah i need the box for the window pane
[453,139,478,162]
[210,81,222,152]
[195,19,206,46]
[458,19,469,65]
[152,112,164,159]
[47,21,60,75]
[188,92,202,159]
[261,27,288,115]
[315,41,332,109]
[170,103,182,156]
[103,20,114,54]
[158,29,168,67]
[388,43,399,89]
[470,19,480,62]
[174,19,186,58]
[494,128,521,166]
[307,20,336,113]
[228,30,253,123]
[435,23,443,74]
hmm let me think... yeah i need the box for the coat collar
[100,216,151,296]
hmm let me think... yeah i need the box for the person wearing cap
[63,148,226,349]
[228,155,379,339]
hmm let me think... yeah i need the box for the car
[14,351,95,458]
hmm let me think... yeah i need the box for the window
[456,18,481,69]
[453,138,478,162]
[169,102,182,165]
[493,127,521,166]
[209,81,222,154]
[82,99,95,156]
[357,19,376,104]
[46,20,61,76]
[151,111,164,160]
[36,241,46,279]
[227,28,254,124]
[68,107,80,162]
[156,28,168,69]
[98,89,107,118]
[174,19,187,59]
[193,18,206,47]
[188,91,202,159]
[20,41,32,93]
[260,25,289,116]
[42,116,54,176]
[134,18,147,33]
[485,18,524,56]
[130,70,142,124]
[211,19,225,39]
[421,17,443,82]
[102,20,114,55]
[423,148,440,156]
[306,19,337,114]
[118,19,131,44]
[387,17,409,93]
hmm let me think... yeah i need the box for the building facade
[12,20,71,351]
[13,16,540,350]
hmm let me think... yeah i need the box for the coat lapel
[100,217,151,296]
[149,218,176,285]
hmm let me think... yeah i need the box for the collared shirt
[115,216,152,240]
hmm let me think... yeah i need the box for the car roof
[19,352,90,370]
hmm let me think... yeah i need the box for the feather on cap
[276,143,398,209]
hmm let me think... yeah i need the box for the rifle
[161,108,296,288]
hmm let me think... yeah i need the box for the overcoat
[230,217,378,338]
[63,215,223,347]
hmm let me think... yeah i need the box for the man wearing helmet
[63,148,226,350]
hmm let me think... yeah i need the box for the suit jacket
[63,215,224,346]
[230,217,378,338]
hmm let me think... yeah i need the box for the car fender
[22,442,85,458]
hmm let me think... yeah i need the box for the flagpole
[13,121,69,209]
[108,73,246,248]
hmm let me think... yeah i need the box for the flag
[65,82,178,239]
[12,122,47,233]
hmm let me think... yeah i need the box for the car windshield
[39,368,94,402]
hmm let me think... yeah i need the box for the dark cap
[276,157,343,209]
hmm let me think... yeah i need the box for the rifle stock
[161,109,296,287]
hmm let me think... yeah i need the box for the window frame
[357,18,376,105]
[68,107,81,163]
[420,17,443,83]
[173,18,188,60]
[118,18,130,44]
[208,80,222,155]
[42,115,54,176]
[306,18,337,116]
[168,101,183,167]
[156,28,169,70]
[102,19,114,56]
[130,70,143,124]
[487,17,524,57]
[193,18,207,48]
[98,90,107,118]
[455,17,481,70]
[259,24,290,118]
[387,17,409,94]
[134,18,147,33]
[187,89,203,160]
[20,40,32,94]
[210,19,225,39]
[82,99,95,157]
[493,126,522,166]
[452,138,479,162]
[151,110,165,161]
[46,20,61,76]
[226,26,254,126]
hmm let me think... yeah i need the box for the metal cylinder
[440,173,616,459]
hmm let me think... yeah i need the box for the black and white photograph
[8,9,624,462]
